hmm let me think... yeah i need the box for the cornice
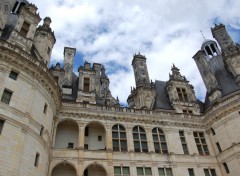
[0,40,62,111]
[59,102,204,129]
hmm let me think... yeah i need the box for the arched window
[152,128,168,153]
[112,124,127,151]
[132,126,148,152]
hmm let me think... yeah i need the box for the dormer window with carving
[176,88,188,102]
[83,77,90,92]
[20,21,30,37]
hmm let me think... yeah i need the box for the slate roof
[153,80,173,110]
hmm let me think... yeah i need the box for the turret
[33,17,56,65]
[193,39,222,102]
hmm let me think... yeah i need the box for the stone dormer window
[176,88,188,102]
[83,77,90,92]
[20,21,30,38]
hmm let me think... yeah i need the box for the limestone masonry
[0,1,240,176]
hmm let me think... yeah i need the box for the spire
[200,30,206,41]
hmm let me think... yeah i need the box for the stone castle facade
[0,1,240,176]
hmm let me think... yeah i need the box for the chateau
[1,1,240,176]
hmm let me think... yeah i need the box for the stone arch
[83,162,108,176]
[54,119,79,149]
[84,121,106,150]
[51,161,77,176]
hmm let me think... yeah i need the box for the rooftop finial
[200,30,206,41]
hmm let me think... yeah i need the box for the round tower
[34,17,56,65]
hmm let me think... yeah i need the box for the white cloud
[31,0,240,104]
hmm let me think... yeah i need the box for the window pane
[133,127,138,132]
[112,132,118,138]
[160,135,166,141]
[112,125,118,130]
[133,133,139,139]
[153,134,158,141]
[113,140,119,147]
[114,167,121,174]
[142,142,148,149]
[139,127,145,132]
[119,125,125,131]
[201,138,206,144]
[162,143,167,150]
[204,169,210,176]
[137,167,144,175]
[166,168,173,176]
[120,132,126,138]
[152,128,157,133]
[145,168,152,175]
[121,140,127,148]
[140,134,147,140]
[210,169,217,176]
[123,167,130,174]
[188,168,194,176]
[158,168,165,176]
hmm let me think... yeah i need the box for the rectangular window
[34,153,40,167]
[40,126,44,136]
[210,128,216,135]
[4,4,9,13]
[85,127,89,136]
[67,143,74,148]
[179,131,189,154]
[43,103,48,114]
[114,166,130,176]
[216,142,222,153]
[83,77,90,92]
[137,167,152,176]
[204,168,217,176]
[84,144,88,150]
[98,136,102,141]
[176,87,188,102]
[1,89,13,105]
[19,21,30,37]
[0,119,5,134]
[193,132,209,155]
[47,47,51,55]
[183,109,192,114]
[223,163,230,174]
[188,168,195,176]
[158,168,173,176]
[9,70,19,80]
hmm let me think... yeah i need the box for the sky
[30,0,240,105]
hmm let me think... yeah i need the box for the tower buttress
[132,53,150,88]
[212,24,240,85]
[63,47,76,86]
[33,17,56,65]
[127,53,156,109]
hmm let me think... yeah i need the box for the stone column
[146,128,154,153]
[51,118,59,147]
[106,125,113,151]
[126,126,134,152]
[78,123,85,150]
